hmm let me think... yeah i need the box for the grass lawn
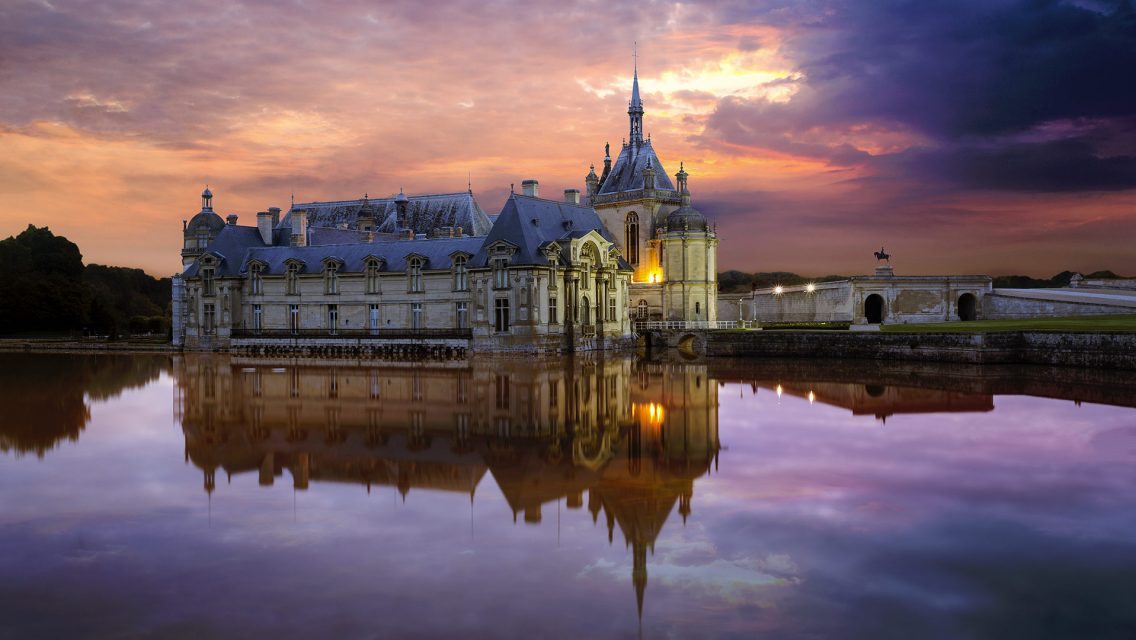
[880,315,1136,333]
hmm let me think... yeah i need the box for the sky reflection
[1,354,1135,639]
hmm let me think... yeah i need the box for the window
[252,304,262,333]
[369,304,380,333]
[625,212,639,264]
[325,263,339,294]
[411,302,423,329]
[369,371,381,399]
[202,268,215,297]
[695,301,701,317]
[408,257,423,292]
[203,303,216,334]
[549,381,558,408]
[549,296,558,324]
[365,259,381,293]
[582,296,590,324]
[494,298,510,332]
[289,304,300,334]
[327,304,338,334]
[456,301,468,329]
[495,375,510,409]
[250,264,263,295]
[286,262,300,295]
[457,376,468,404]
[493,258,509,289]
[637,300,648,319]
[453,255,468,291]
[608,297,617,321]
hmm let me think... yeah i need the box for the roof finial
[633,41,638,76]
[468,172,472,193]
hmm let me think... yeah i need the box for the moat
[2,353,1136,639]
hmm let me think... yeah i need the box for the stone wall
[985,292,1136,319]
[650,330,1136,370]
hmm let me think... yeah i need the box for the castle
[173,63,718,353]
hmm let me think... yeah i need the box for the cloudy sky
[1,0,1134,277]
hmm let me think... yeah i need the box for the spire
[628,43,644,146]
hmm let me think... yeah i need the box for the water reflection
[177,355,719,617]
[0,353,168,457]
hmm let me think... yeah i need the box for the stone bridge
[635,321,757,358]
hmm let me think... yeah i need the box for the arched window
[636,299,648,319]
[453,255,469,291]
[408,257,423,292]
[365,259,381,294]
[624,212,639,265]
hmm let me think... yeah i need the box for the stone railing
[231,328,473,340]
[634,320,754,331]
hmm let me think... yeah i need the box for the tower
[584,52,719,323]
[182,186,225,268]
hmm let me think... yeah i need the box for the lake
[2,352,1135,639]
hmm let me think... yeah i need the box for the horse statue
[873,247,891,263]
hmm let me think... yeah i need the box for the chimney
[268,207,281,227]
[226,214,238,226]
[401,229,415,240]
[564,189,580,204]
[257,211,273,245]
[454,226,463,237]
[521,179,539,198]
[291,210,308,247]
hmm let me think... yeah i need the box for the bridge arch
[957,293,977,321]
[864,294,885,324]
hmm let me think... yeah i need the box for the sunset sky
[1,0,1134,278]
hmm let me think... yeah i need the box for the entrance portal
[864,294,885,324]
[957,293,977,321]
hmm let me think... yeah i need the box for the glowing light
[773,285,784,295]
[806,283,816,293]
[776,384,783,398]
[633,402,666,426]
[808,390,816,404]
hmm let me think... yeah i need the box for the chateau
[173,64,718,353]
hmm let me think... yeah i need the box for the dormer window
[202,267,215,297]
[250,263,263,295]
[493,258,509,290]
[408,257,424,293]
[452,255,469,291]
[286,262,301,295]
[365,258,381,294]
[325,262,340,294]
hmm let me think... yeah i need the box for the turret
[585,164,600,199]
[182,186,226,268]
[395,189,410,229]
[628,52,644,146]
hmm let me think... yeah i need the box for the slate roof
[473,194,631,270]
[279,192,492,237]
[243,236,484,275]
[596,140,676,195]
[183,225,266,278]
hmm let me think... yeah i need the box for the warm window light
[776,384,783,399]
[808,390,816,404]
[773,285,784,295]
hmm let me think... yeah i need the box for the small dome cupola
[201,186,214,211]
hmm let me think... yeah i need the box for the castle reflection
[175,355,720,620]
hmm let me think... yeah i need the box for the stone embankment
[664,331,1136,370]
[0,340,177,354]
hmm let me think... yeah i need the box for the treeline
[718,270,848,293]
[991,270,1124,288]
[0,225,171,337]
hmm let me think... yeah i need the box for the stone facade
[175,189,635,354]
[752,266,993,325]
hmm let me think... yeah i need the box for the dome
[394,189,409,203]
[665,205,708,233]
[186,209,225,234]
[201,186,213,198]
